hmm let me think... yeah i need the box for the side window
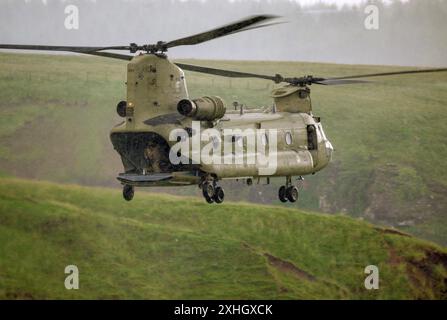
[285,132,293,145]
[232,135,244,148]
[307,125,318,150]
[261,133,268,146]
[211,135,220,150]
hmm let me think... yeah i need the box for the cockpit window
[307,125,318,150]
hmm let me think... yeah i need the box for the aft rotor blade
[175,62,282,82]
[328,68,447,80]
[166,14,280,48]
[314,79,370,85]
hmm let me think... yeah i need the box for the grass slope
[0,177,446,300]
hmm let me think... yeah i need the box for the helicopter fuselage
[110,54,333,187]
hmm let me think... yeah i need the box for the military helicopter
[1,15,446,204]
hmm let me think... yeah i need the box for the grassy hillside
[0,53,447,246]
[0,177,446,299]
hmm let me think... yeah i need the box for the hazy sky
[1,0,445,67]
[34,0,410,8]
[294,0,403,6]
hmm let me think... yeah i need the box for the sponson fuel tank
[200,150,314,178]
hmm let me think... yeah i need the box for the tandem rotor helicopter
[1,15,446,204]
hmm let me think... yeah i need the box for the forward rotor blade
[82,51,133,61]
[0,44,107,52]
[0,44,134,61]
[166,14,280,48]
[223,20,288,34]
[175,62,281,82]
[328,68,447,80]
[0,15,283,54]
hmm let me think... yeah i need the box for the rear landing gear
[202,182,215,203]
[123,185,134,201]
[278,177,299,203]
[201,180,225,204]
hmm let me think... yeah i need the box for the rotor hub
[129,41,168,53]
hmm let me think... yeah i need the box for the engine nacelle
[177,96,226,121]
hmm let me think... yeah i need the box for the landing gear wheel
[286,186,299,203]
[214,187,225,204]
[278,186,288,203]
[202,182,215,203]
[205,195,215,204]
[123,185,134,201]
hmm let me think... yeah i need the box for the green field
[0,177,446,299]
[0,52,446,246]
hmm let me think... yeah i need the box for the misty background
[0,0,446,67]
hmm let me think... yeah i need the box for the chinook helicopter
[1,15,446,204]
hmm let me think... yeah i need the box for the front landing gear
[286,186,298,202]
[278,177,299,203]
[123,185,134,201]
[279,186,288,203]
[201,180,225,204]
[214,186,225,204]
